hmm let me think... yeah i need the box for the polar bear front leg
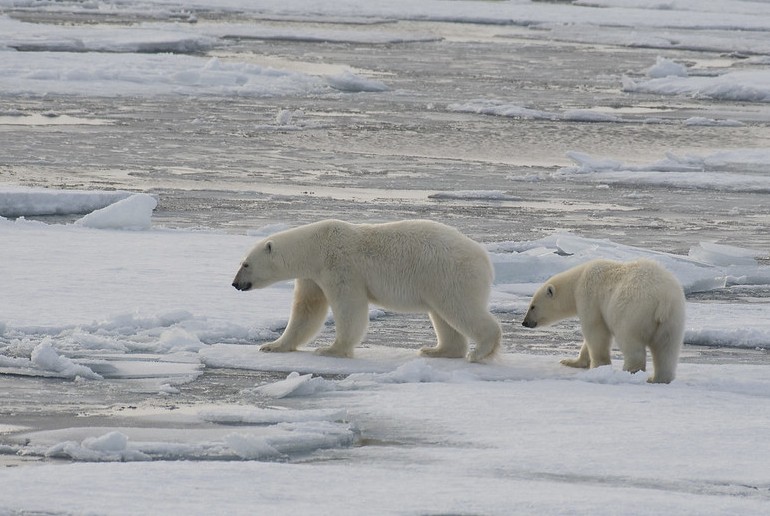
[314,287,370,358]
[581,318,612,368]
[560,341,591,368]
[561,315,612,368]
[260,279,329,353]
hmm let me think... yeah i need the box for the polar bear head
[522,262,584,329]
[521,283,557,328]
[232,221,330,292]
[232,239,280,291]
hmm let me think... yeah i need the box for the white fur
[232,219,501,362]
[522,258,685,383]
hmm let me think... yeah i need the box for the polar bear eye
[242,263,249,268]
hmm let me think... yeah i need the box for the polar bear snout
[522,318,537,328]
[232,266,253,291]
[232,280,253,291]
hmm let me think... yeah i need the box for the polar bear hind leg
[466,312,502,362]
[314,285,370,358]
[647,325,681,384]
[647,295,684,384]
[649,346,678,384]
[617,334,648,374]
[261,279,329,353]
[420,312,468,358]
[435,307,500,363]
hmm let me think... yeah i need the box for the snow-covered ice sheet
[0,186,131,217]
[624,70,770,103]
[0,51,330,97]
[17,406,357,462]
[428,190,521,202]
[7,0,769,32]
[2,355,770,514]
[1,187,769,383]
[449,99,625,123]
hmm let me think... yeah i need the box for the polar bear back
[577,259,685,341]
[327,220,494,311]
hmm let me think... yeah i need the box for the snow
[3,362,770,513]
[1,0,770,513]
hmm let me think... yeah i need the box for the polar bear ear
[265,241,273,254]
[546,285,555,298]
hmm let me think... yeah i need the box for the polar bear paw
[314,345,354,358]
[467,348,496,363]
[419,346,466,359]
[259,341,294,353]
[560,357,590,368]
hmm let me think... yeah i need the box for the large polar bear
[232,219,501,362]
[522,258,685,383]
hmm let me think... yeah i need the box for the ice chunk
[688,242,763,266]
[84,431,129,453]
[75,194,157,230]
[46,431,151,462]
[31,340,102,380]
[683,117,743,127]
[326,71,388,92]
[224,434,282,460]
[157,327,207,353]
[563,110,622,123]
[647,56,688,78]
[256,371,337,398]
[564,151,624,173]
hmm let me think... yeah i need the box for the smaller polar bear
[232,219,501,362]
[522,258,685,383]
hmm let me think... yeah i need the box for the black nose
[522,320,536,328]
[232,282,252,291]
